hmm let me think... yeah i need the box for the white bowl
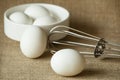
[4,3,69,41]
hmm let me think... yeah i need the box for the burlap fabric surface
[0,0,120,80]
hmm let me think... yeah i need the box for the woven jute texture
[0,0,120,80]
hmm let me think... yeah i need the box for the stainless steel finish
[48,25,120,58]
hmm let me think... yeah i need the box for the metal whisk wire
[48,25,120,58]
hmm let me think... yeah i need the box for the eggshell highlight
[24,5,50,19]
[9,11,33,24]
[51,49,86,76]
[33,16,58,26]
[20,26,47,58]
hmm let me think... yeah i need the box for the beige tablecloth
[0,0,120,80]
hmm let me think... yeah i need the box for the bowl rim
[4,3,70,27]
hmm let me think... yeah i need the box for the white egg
[33,16,58,26]
[20,26,47,58]
[33,16,58,33]
[9,12,33,24]
[24,5,50,19]
[50,49,86,76]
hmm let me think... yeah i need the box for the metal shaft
[49,25,120,58]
